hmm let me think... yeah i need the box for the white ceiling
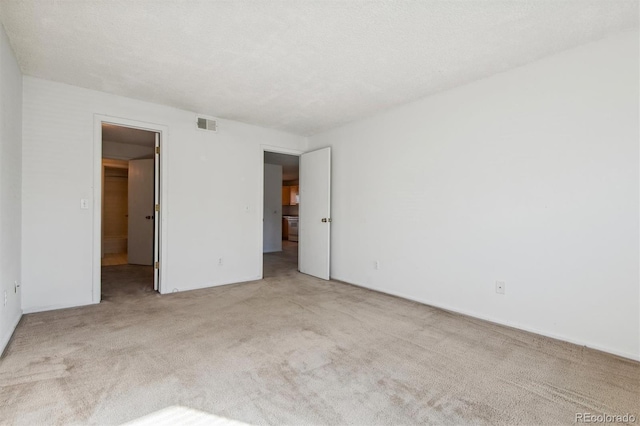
[1,1,637,135]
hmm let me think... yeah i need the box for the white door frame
[259,145,304,279]
[93,114,169,302]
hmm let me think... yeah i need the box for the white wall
[309,30,640,360]
[0,22,22,353]
[22,77,306,312]
[263,163,282,253]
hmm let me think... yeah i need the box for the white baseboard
[23,300,98,314]
[159,275,262,295]
[0,311,23,356]
[333,277,640,362]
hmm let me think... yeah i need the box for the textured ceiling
[1,1,637,135]
[102,124,156,147]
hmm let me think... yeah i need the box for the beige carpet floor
[1,244,638,425]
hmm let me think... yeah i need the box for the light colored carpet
[121,406,249,426]
[1,244,638,425]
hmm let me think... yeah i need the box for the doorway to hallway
[263,151,300,276]
[261,146,332,281]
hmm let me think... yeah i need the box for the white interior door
[153,134,160,291]
[128,158,154,266]
[299,147,331,280]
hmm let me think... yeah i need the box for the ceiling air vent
[197,117,217,132]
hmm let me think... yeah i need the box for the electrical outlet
[374,260,380,270]
[495,281,506,295]
[218,258,223,266]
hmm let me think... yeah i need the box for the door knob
[145,215,152,219]
[321,218,332,223]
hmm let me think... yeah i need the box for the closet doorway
[100,122,160,298]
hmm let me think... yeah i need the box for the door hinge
[155,261,159,269]
[155,204,160,212]
[155,146,160,154]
